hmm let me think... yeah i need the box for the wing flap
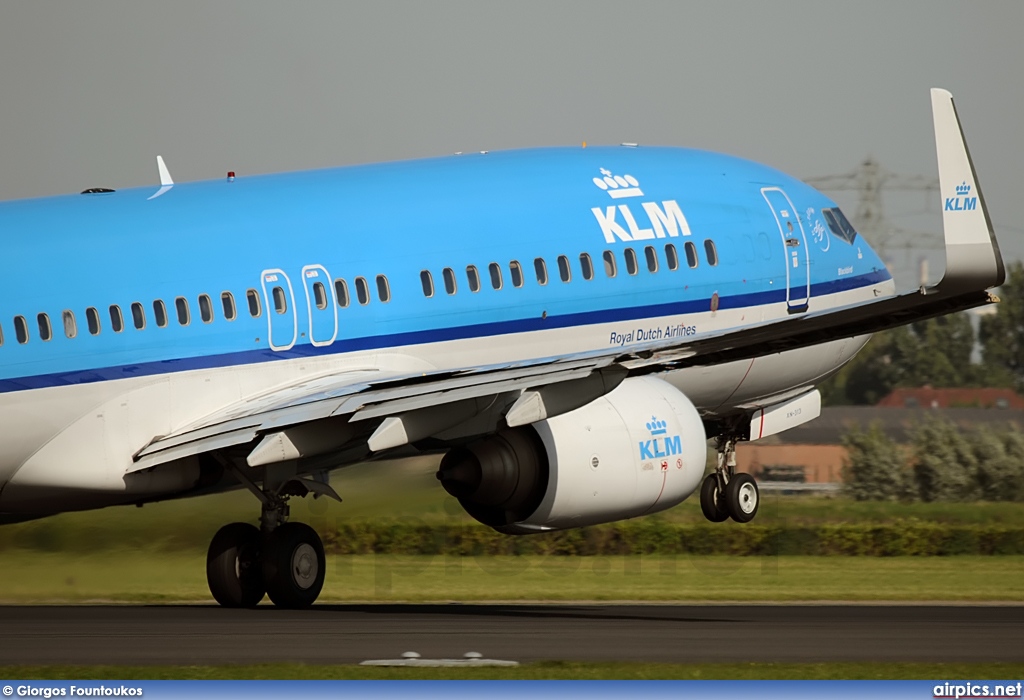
[129,354,614,472]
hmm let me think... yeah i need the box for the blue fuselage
[0,145,889,392]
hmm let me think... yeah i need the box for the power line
[805,156,940,264]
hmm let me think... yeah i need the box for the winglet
[931,88,1004,291]
[156,155,173,186]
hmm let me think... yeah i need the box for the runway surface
[1,604,1022,665]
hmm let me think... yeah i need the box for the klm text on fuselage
[593,200,692,243]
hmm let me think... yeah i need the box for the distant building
[740,443,847,485]
[736,404,1024,485]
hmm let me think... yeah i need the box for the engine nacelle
[437,376,707,533]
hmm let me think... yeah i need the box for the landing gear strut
[700,436,759,523]
[205,462,337,608]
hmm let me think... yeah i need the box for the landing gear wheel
[700,474,729,522]
[725,473,759,523]
[262,522,325,609]
[207,522,265,608]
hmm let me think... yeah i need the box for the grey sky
[1,1,1020,284]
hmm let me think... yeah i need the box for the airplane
[0,88,1004,608]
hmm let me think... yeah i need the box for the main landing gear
[206,463,338,608]
[700,436,759,523]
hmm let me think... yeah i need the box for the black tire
[700,474,729,523]
[207,522,265,608]
[725,473,759,523]
[262,522,326,609]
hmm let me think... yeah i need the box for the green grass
[2,661,1023,680]
[1,552,1022,603]
[4,455,1024,556]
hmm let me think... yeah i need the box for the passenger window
[175,297,190,326]
[557,255,571,282]
[532,257,548,285]
[131,302,146,330]
[153,300,168,327]
[704,239,719,266]
[109,305,124,333]
[488,262,503,290]
[312,282,328,309]
[580,253,594,281]
[199,294,214,323]
[37,313,52,341]
[443,267,457,295]
[221,292,236,321]
[0,323,3,346]
[86,307,101,335]
[334,279,349,308]
[644,245,659,273]
[624,247,639,275]
[246,289,262,317]
[420,270,434,298]
[272,287,287,314]
[685,241,699,268]
[355,276,370,305]
[603,250,617,277]
[62,310,77,339]
[509,260,524,288]
[14,316,28,344]
[665,243,679,271]
[466,265,481,293]
[757,232,772,259]
[376,275,391,302]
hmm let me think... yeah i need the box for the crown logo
[645,416,668,436]
[956,181,971,196]
[593,168,643,199]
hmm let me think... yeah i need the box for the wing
[128,88,1004,474]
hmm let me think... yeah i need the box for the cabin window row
[1,270,398,346]
[330,274,391,308]
[2,291,243,345]
[416,239,718,297]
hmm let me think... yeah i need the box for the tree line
[820,261,1024,405]
[843,417,1024,502]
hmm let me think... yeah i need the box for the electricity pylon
[805,156,940,268]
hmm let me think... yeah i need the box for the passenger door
[301,264,338,347]
[260,269,298,351]
[761,187,810,313]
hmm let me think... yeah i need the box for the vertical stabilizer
[148,155,174,200]
[156,155,173,186]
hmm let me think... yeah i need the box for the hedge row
[310,519,1024,557]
